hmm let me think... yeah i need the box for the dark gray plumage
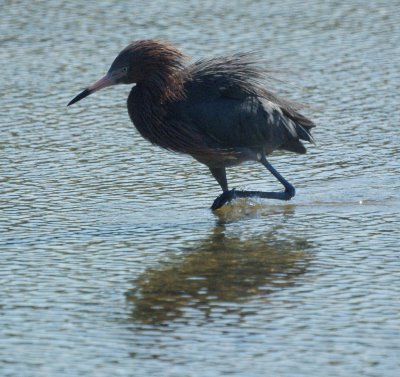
[68,40,316,210]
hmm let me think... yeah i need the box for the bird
[68,40,315,210]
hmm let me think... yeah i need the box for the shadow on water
[126,205,313,324]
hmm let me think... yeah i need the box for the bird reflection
[126,215,312,324]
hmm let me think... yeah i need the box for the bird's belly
[191,147,257,168]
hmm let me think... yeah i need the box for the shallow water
[1,1,400,376]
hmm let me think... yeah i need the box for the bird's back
[175,53,315,156]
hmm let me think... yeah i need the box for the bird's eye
[122,67,128,74]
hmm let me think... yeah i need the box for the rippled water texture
[1,1,400,376]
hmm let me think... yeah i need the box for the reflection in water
[126,214,312,324]
[212,198,298,224]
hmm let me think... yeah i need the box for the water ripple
[1,1,400,376]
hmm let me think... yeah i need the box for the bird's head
[68,40,186,106]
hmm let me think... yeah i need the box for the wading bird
[68,40,315,210]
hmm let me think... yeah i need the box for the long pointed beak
[68,74,115,106]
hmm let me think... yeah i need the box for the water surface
[1,1,399,376]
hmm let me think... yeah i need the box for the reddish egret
[68,40,315,210]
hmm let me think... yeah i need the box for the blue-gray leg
[210,155,295,211]
[209,167,237,210]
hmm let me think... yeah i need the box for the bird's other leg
[209,167,237,210]
[259,154,295,198]
[234,154,295,201]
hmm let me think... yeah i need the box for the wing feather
[180,54,315,153]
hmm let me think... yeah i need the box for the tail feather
[280,140,307,154]
[296,124,316,144]
[279,123,315,154]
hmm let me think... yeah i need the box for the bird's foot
[211,189,237,211]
